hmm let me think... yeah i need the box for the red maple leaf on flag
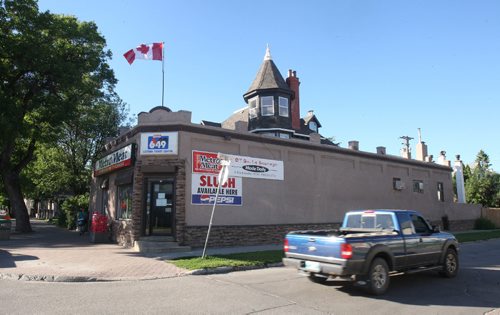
[137,44,150,54]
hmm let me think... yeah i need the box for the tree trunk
[1,169,32,233]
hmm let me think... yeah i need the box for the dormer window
[309,121,318,132]
[279,97,289,117]
[249,97,258,119]
[261,96,274,116]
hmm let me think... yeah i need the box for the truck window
[396,212,414,235]
[411,214,431,234]
[377,214,395,229]
[345,213,394,229]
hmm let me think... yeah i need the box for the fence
[483,208,500,228]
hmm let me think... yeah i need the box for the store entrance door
[145,178,175,236]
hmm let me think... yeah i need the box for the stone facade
[184,223,341,248]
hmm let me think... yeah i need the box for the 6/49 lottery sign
[140,132,178,155]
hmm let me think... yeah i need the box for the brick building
[90,48,480,250]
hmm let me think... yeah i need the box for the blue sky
[38,0,500,170]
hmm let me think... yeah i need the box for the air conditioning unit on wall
[394,180,406,190]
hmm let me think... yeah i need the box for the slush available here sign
[140,132,178,155]
[191,174,242,206]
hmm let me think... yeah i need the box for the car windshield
[345,213,395,230]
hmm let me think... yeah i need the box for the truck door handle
[419,238,423,243]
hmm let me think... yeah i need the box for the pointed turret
[244,47,292,99]
[243,47,293,136]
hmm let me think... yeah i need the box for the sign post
[201,154,230,259]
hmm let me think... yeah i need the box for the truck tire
[367,258,390,295]
[439,248,459,278]
[308,273,328,284]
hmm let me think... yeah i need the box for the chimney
[348,141,359,151]
[415,128,428,161]
[286,69,301,130]
[376,146,386,155]
[453,155,466,203]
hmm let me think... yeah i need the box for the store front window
[117,185,133,219]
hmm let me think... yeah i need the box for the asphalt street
[1,239,499,314]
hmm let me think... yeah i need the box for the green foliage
[465,150,500,207]
[454,230,500,243]
[474,217,497,230]
[60,194,89,229]
[0,0,123,231]
[169,250,284,270]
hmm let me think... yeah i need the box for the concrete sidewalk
[0,220,281,282]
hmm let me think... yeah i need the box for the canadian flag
[123,43,163,65]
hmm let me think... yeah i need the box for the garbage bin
[0,219,12,240]
[89,212,109,243]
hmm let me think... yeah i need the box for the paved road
[1,238,499,314]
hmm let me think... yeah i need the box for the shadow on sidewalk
[0,249,38,268]
[0,220,111,249]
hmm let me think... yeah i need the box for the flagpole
[162,42,165,107]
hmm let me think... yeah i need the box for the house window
[309,121,318,132]
[278,97,289,117]
[261,132,276,138]
[117,185,133,219]
[437,182,444,202]
[261,96,274,116]
[413,180,424,193]
[249,97,258,119]
[393,178,404,190]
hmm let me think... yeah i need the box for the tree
[0,0,116,232]
[23,97,129,204]
[465,150,498,207]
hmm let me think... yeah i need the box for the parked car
[283,209,459,295]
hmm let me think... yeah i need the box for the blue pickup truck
[283,209,459,295]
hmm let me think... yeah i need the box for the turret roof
[244,47,291,98]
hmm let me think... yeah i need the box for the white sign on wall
[225,154,284,180]
[140,132,178,155]
[192,150,284,180]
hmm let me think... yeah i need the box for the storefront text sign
[192,150,284,180]
[94,144,134,176]
[192,150,222,174]
[191,173,242,206]
[226,155,284,180]
[140,132,178,155]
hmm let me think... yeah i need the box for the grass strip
[454,230,500,243]
[168,250,283,270]
[169,231,500,270]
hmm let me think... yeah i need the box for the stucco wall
[179,130,475,227]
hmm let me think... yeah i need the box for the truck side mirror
[432,225,440,233]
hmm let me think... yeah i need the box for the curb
[189,262,284,275]
[0,272,192,283]
[0,273,98,282]
[0,264,284,282]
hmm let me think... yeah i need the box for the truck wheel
[308,273,328,284]
[367,258,390,295]
[439,248,459,278]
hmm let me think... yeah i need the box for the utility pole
[399,136,414,159]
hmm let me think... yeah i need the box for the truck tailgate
[286,232,343,260]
